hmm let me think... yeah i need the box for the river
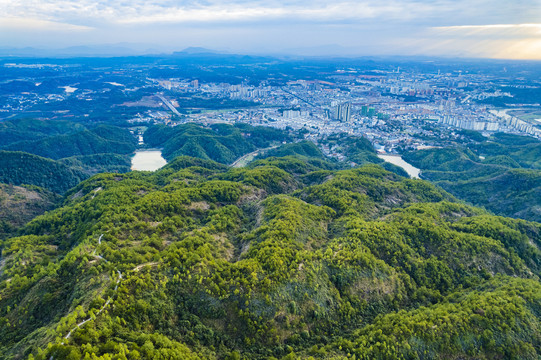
[131,150,167,171]
[377,154,421,179]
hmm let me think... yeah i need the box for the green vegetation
[0,150,132,194]
[478,86,541,106]
[59,154,132,175]
[320,134,410,177]
[0,119,85,148]
[473,133,541,169]
[0,120,136,193]
[0,151,86,194]
[0,184,59,240]
[144,123,292,164]
[1,155,540,359]
[4,126,136,160]
[0,120,137,160]
[258,141,324,159]
[404,133,541,222]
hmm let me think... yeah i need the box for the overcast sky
[1,0,540,59]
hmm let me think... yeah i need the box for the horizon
[2,44,541,63]
[1,0,540,60]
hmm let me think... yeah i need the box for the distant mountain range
[0,44,166,57]
[0,44,387,59]
[0,43,369,58]
[0,44,244,58]
[2,44,532,61]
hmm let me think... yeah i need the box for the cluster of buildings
[142,68,541,153]
[3,60,540,154]
[118,68,541,146]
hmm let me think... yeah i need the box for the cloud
[115,3,410,24]
[433,23,541,39]
[0,0,440,26]
[1,0,538,27]
[0,17,93,31]
[410,23,541,59]
[0,0,540,59]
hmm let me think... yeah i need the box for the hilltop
[404,133,541,222]
[0,184,59,240]
[1,156,540,359]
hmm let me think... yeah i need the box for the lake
[61,86,78,93]
[377,154,421,179]
[131,150,167,171]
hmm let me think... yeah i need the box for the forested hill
[0,120,137,159]
[0,119,85,148]
[0,151,86,194]
[4,126,136,160]
[1,156,540,359]
[0,120,137,194]
[0,183,59,240]
[403,133,541,222]
[144,123,293,164]
[0,151,136,195]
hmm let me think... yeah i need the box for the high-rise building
[360,105,375,118]
[334,102,351,122]
[283,109,301,118]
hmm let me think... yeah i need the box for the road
[230,145,279,168]
[55,234,161,358]
[63,234,120,340]
[156,94,182,117]
[280,87,318,108]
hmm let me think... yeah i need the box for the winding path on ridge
[62,234,157,341]
[230,145,279,168]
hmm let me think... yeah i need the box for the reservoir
[377,154,421,179]
[61,86,78,93]
[131,150,167,171]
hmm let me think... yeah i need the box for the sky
[0,0,541,59]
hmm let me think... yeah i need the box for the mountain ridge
[1,155,540,359]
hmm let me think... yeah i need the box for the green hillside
[0,119,85,148]
[320,134,410,177]
[1,156,540,359]
[0,184,60,240]
[144,123,292,164]
[59,154,132,175]
[0,151,132,194]
[0,120,136,194]
[0,151,86,194]
[4,128,136,160]
[258,140,325,159]
[403,142,541,222]
[474,133,541,169]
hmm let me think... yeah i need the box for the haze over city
[1,0,541,59]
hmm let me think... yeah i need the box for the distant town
[2,54,540,155]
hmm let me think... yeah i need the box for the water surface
[377,154,421,179]
[61,86,77,93]
[131,150,167,171]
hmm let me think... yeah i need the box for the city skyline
[1,0,541,59]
